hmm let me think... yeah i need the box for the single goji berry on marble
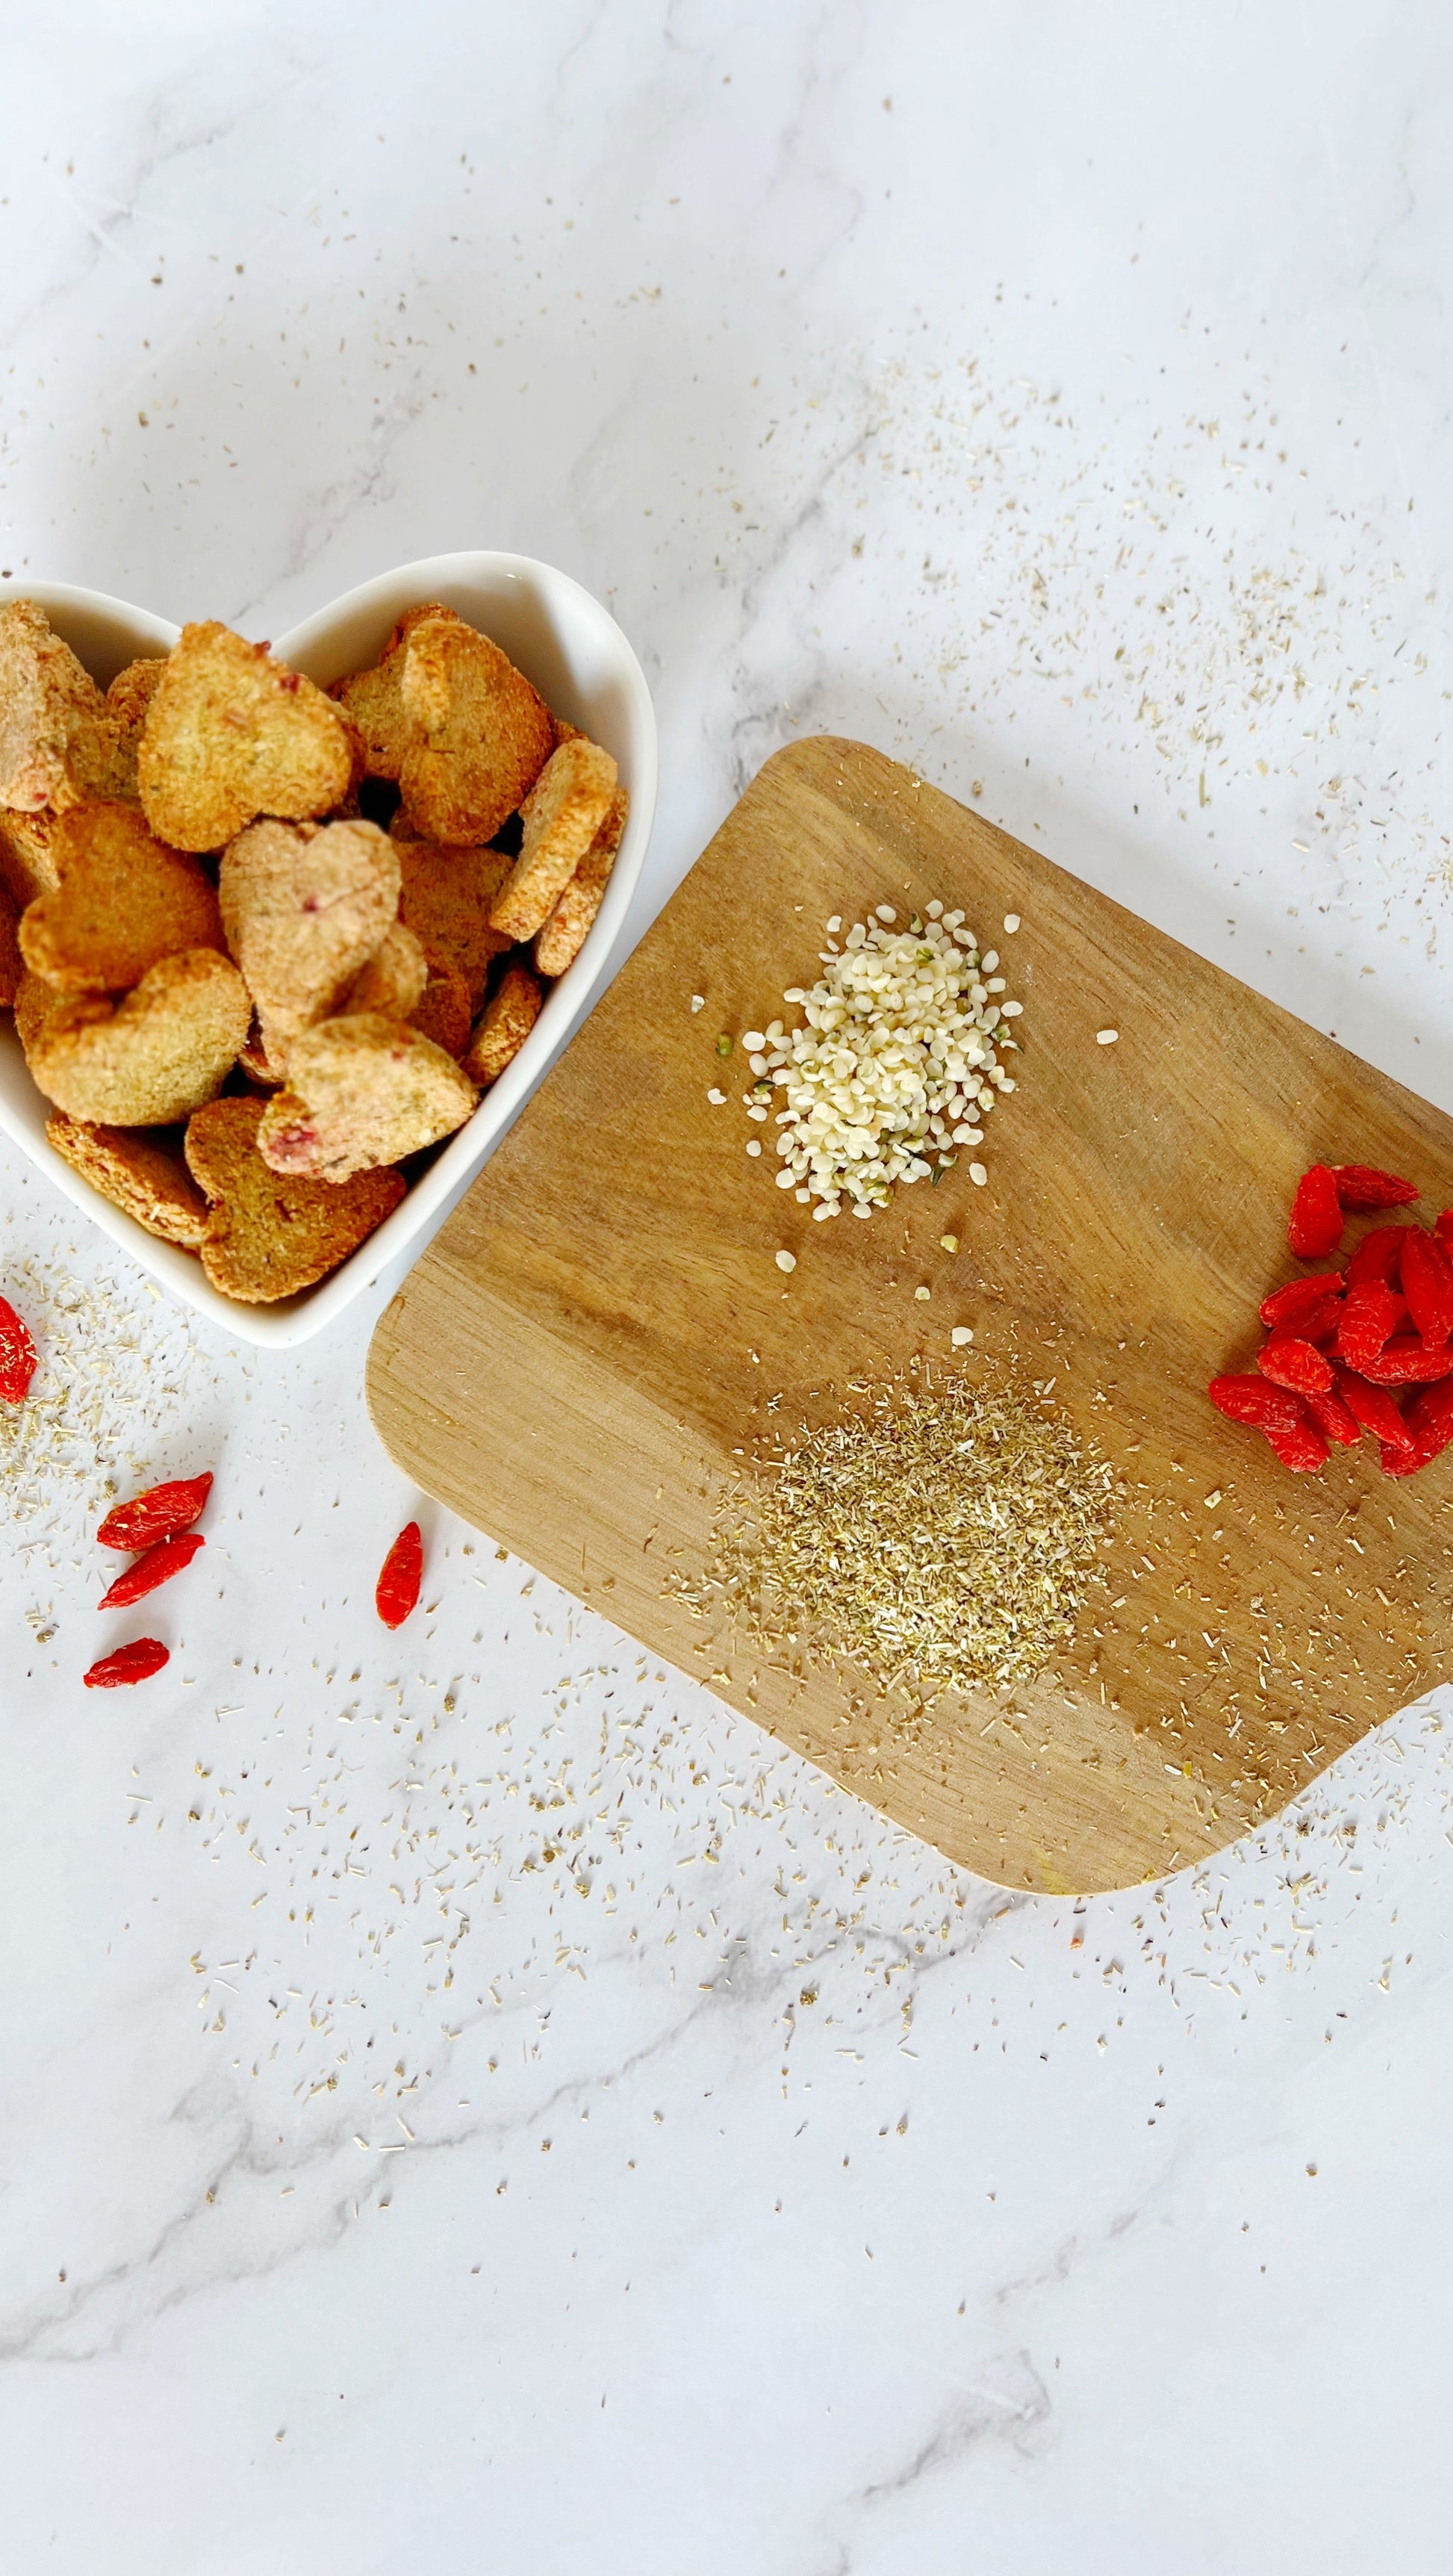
[1331,1164,1419,1211]
[1258,1273,1345,1332]
[1257,1336,1334,1397]
[1399,1228,1453,1350]
[0,1294,37,1405]
[1345,1226,1415,1290]
[1207,1376,1304,1435]
[99,1531,204,1610]
[1287,1164,1344,1259]
[97,1472,213,1552]
[376,1521,423,1629]
[84,1639,170,1688]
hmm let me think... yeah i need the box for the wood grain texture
[367,737,1453,1892]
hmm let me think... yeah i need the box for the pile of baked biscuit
[0,600,625,1301]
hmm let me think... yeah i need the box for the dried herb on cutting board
[686,1368,1115,1703]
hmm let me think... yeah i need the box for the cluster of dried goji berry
[7,1282,429,1675]
[1209,1162,1453,1477]
[83,1471,214,1686]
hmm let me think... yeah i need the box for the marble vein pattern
[4,1,1453,2568]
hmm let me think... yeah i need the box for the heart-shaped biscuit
[337,610,553,844]
[257,1011,477,1181]
[137,621,361,850]
[28,949,250,1126]
[0,599,119,815]
[0,884,20,1008]
[46,1112,208,1248]
[184,1093,405,1303]
[219,815,400,1067]
[19,800,224,993]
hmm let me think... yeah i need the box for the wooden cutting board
[367,737,1453,1893]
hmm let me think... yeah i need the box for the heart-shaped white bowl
[0,554,657,1346]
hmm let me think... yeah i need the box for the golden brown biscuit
[101,658,168,801]
[219,816,400,1067]
[340,919,429,1020]
[397,615,553,844]
[394,832,513,1009]
[0,599,119,814]
[488,736,617,942]
[13,968,63,1059]
[408,963,472,1058]
[533,784,629,976]
[28,949,251,1126]
[329,604,461,780]
[0,883,21,1008]
[185,1093,405,1303]
[459,961,544,1088]
[137,622,361,851]
[257,1012,477,1182]
[46,1113,209,1248]
[19,801,224,993]
[0,807,67,909]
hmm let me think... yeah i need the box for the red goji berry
[1334,1282,1405,1371]
[97,1471,214,1553]
[1263,1416,1328,1474]
[376,1521,423,1629]
[1331,1164,1419,1211]
[1301,1383,1360,1447]
[1380,1442,1421,1479]
[1401,1379,1453,1469]
[1287,1164,1343,1260]
[1207,1376,1304,1435]
[1435,1210,1453,1253]
[1331,1365,1413,1451]
[1399,1228,1453,1350]
[99,1531,205,1610]
[84,1639,170,1689]
[1258,1272,1345,1332]
[0,1294,37,1405]
[1257,1336,1334,1397]
[1357,1335,1453,1385]
[1345,1225,1415,1289]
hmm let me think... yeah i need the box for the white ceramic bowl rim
[0,553,658,1347]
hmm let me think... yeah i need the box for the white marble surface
[4,3,1453,2565]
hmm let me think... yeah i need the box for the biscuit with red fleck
[0,599,119,815]
[408,963,472,1058]
[46,1112,209,1248]
[393,830,513,1008]
[329,604,461,780]
[28,949,251,1126]
[397,615,553,844]
[19,801,224,993]
[137,621,362,850]
[459,960,543,1088]
[257,1012,477,1182]
[340,919,429,1020]
[219,816,400,1067]
[489,736,617,942]
[101,657,168,801]
[0,883,21,1007]
[185,1093,405,1303]
[533,785,628,976]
